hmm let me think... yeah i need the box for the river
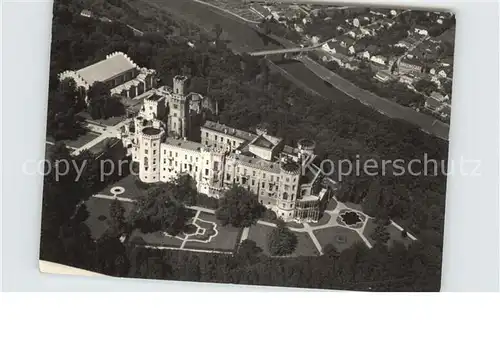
[144,0,449,140]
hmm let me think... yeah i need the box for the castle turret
[138,126,164,183]
[277,159,301,220]
[169,75,190,138]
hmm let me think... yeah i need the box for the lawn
[46,131,100,149]
[326,198,338,211]
[88,137,113,156]
[309,213,331,227]
[361,218,415,248]
[84,196,134,240]
[247,223,319,257]
[81,110,126,127]
[313,226,363,252]
[97,174,150,200]
[129,229,184,248]
[184,212,242,252]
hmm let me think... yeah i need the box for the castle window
[153,168,156,172]
[145,150,148,154]
[291,194,294,200]
[153,150,156,155]
[169,160,173,166]
[287,177,290,182]
[175,161,178,167]
[153,159,156,165]
[185,155,187,160]
[283,193,288,200]
[226,174,231,181]
[163,168,166,171]
[215,135,218,141]
[206,132,209,138]
[175,152,178,157]
[205,169,209,176]
[163,159,166,164]
[169,151,172,157]
[164,150,166,154]
[252,179,255,186]
[253,171,256,176]
[173,104,179,109]
[262,182,265,188]
[292,185,296,190]
[270,175,274,182]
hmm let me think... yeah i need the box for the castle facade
[119,75,328,222]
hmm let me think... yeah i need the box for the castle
[63,52,328,222]
[120,75,329,223]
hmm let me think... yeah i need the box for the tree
[213,23,222,42]
[216,184,264,227]
[131,185,189,235]
[108,199,127,238]
[371,223,390,245]
[166,173,197,206]
[414,79,438,95]
[87,81,125,120]
[267,220,298,256]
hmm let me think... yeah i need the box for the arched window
[283,192,288,200]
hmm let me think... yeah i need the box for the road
[145,0,449,140]
[72,118,132,156]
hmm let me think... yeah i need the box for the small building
[250,4,273,20]
[370,55,388,66]
[399,73,422,86]
[374,71,393,83]
[414,27,429,36]
[353,16,371,28]
[400,55,424,73]
[80,9,92,18]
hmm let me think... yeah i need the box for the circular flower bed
[337,209,365,229]
[110,186,125,196]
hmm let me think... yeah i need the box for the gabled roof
[425,96,444,110]
[77,53,136,86]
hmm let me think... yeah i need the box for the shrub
[267,221,298,256]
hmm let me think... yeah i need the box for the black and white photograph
[39,0,457,291]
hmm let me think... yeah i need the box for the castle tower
[138,126,164,183]
[169,75,190,138]
[277,159,301,220]
[140,93,166,121]
[200,147,226,198]
[297,139,316,165]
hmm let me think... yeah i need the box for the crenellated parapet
[58,70,89,89]
[280,160,301,176]
[106,51,139,69]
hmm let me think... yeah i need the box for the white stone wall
[138,130,163,183]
